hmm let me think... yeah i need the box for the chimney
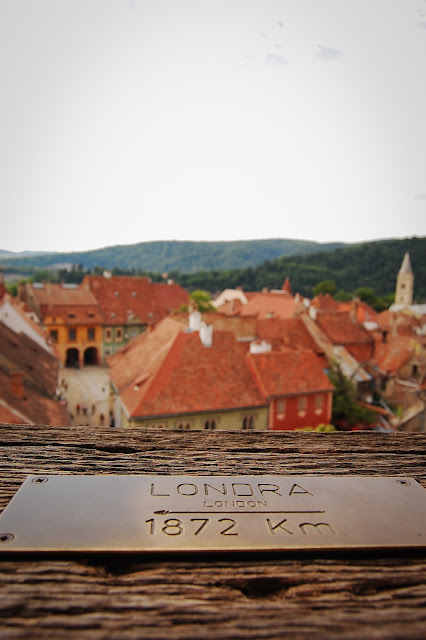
[10,371,24,398]
[250,340,271,354]
[350,297,359,322]
[189,311,202,332]
[199,322,213,347]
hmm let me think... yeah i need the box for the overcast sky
[1,0,426,253]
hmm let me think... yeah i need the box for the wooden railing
[0,424,425,639]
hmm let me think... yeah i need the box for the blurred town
[0,252,425,433]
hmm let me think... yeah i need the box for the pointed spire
[399,252,413,275]
[282,276,292,295]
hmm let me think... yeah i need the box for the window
[88,328,95,340]
[315,395,324,414]
[116,328,123,342]
[276,399,286,419]
[176,422,192,430]
[242,416,254,430]
[105,328,112,342]
[68,328,76,341]
[49,329,58,343]
[298,396,307,416]
[204,419,216,430]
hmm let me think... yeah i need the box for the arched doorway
[66,348,80,368]
[84,347,98,365]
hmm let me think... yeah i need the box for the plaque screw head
[396,480,411,486]
[0,533,14,543]
[32,477,48,484]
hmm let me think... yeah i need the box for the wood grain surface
[0,425,425,639]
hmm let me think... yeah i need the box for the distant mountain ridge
[0,239,346,273]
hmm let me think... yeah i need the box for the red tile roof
[247,348,334,398]
[257,317,321,352]
[109,317,184,393]
[337,300,378,324]
[0,369,70,425]
[151,282,189,315]
[0,322,59,396]
[311,294,339,311]
[373,336,414,374]
[83,275,188,325]
[236,292,300,320]
[83,275,159,325]
[109,318,265,418]
[24,283,103,324]
[315,311,374,347]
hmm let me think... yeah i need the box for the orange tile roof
[83,275,159,325]
[0,368,71,426]
[236,292,300,320]
[257,317,320,352]
[26,283,103,324]
[108,317,184,393]
[109,319,266,418]
[1,294,55,351]
[83,275,188,325]
[247,348,334,398]
[30,283,99,311]
[337,301,378,324]
[151,282,189,314]
[0,404,23,424]
[200,313,257,340]
[0,322,59,396]
[315,311,374,346]
[215,298,245,315]
[373,336,414,374]
[311,294,339,311]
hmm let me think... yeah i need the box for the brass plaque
[0,475,425,552]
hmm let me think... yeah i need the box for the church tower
[395,252,414,306]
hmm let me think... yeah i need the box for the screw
[396,480,411,486]
[32,477,48,484]
[0,533,14,543]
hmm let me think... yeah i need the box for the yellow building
[19,282,103,367]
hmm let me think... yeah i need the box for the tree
[190,290,216,312]
[354,287,376,308]
[313,280,337,296]
[327,361,376,428]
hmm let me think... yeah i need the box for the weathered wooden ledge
[0,425,425,639]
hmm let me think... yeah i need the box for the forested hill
[174,236,426,301]
[0,239,344,273]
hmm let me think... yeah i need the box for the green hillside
[0,239,344,273]
[174,237,426,301]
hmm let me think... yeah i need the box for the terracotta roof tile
[0,369,70,426]
[247,348,334,398]
[110,319,266,418]
[373,336,413,374]
[131,331,265,417]
[108,317,185,394]
[236,292,300,319]
[151,282,189,314]
[257,317,320,352]
[311,294,339,311]
[82,275,188,325]
[0,322,59,396]
[315,311,374,346]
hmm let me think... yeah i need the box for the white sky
[1,0,426,253]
